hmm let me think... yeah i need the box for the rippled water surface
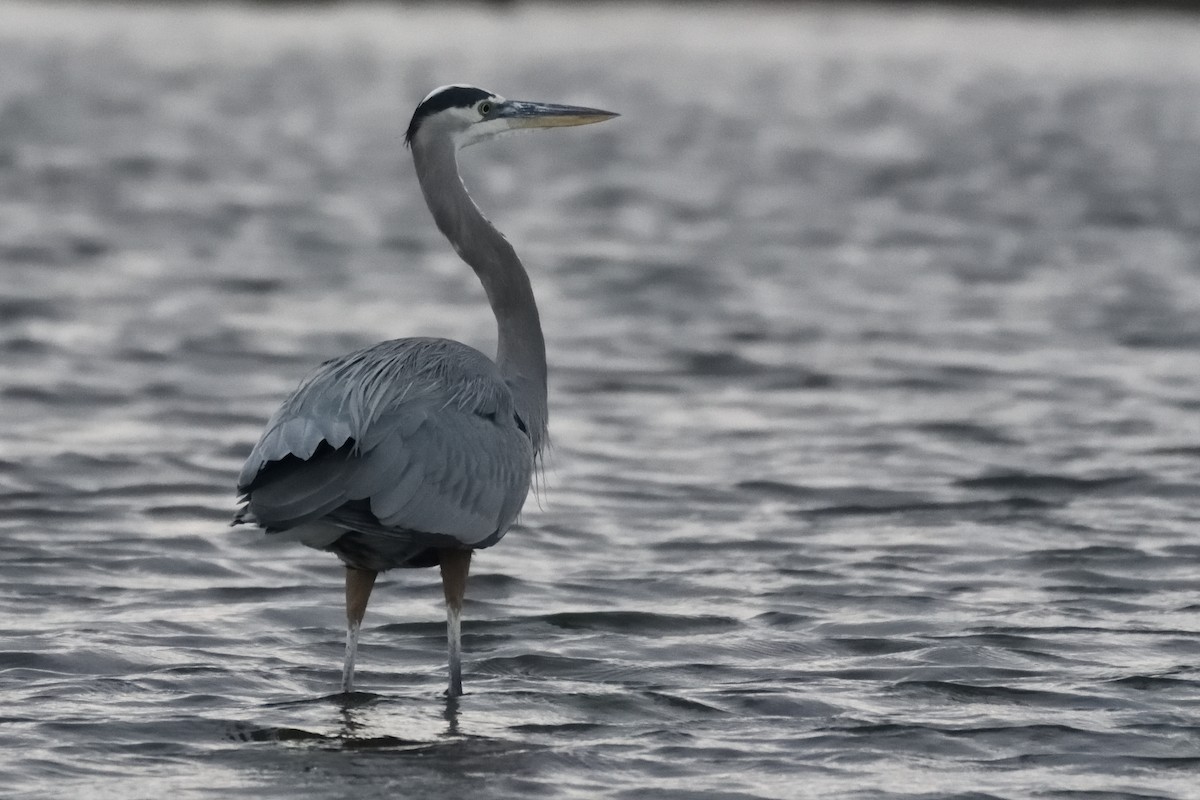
[2,3,1200,798]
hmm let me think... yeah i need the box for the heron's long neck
[413,139,547,451]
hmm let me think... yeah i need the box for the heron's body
[237,337,534,570]
[234,85,615,696]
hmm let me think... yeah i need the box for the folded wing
[236,338,534,552]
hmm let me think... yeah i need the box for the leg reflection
[442,692,461,737]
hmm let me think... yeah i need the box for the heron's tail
[231,501,257,528]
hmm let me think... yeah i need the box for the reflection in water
[331,692,462,747]
[337,698,365,743]
[441,695,461,739]
[235,690,465,749]
[326,690,468,749]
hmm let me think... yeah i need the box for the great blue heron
[234,85,617,696]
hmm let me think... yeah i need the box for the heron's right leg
[343,567,377,693]
[439,549,472,697]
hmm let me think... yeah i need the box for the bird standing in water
[234,85,617,696]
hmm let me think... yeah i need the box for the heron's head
[404,84,618,150]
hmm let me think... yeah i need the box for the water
[2,2,1200,798]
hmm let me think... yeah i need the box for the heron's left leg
[438,549,472,697]
[342,567,377,693]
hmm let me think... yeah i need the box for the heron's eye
[479,102,493,116]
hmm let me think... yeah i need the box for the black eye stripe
[405,86,495,144]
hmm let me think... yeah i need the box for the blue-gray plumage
[234,84,617,697]
[238,338,533,566]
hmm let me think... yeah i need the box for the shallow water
[2,2,1200,798]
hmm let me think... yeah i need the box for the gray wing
[237,337,534,548]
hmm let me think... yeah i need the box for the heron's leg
[343,567,377,693]
[438,549,472,697]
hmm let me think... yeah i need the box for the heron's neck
[412,139,547,451]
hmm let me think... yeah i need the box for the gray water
[2,3,1200,798]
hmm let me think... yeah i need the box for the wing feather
[366,411,529,541]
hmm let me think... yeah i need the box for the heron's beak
[496,100,619,130]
